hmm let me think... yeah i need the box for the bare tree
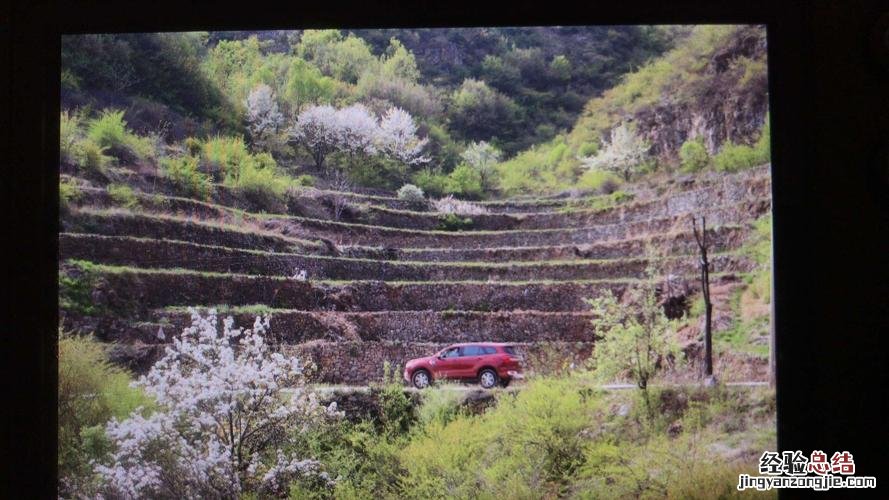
[330,169,353,221]
[691,215,714,381]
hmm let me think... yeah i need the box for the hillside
[496,25,769,195]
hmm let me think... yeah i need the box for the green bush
[396,184,425,204]
[58,332,153,494]
[86,109,157,163]
[713,117,770,172]
[444,164,484,199]
[59,178,83,210]
[437,213,474,231]
[107,183,139,209]
[73,138,112,174]
[576,168,622,193]
[201,135,251,179]
[417,386,465,427]
[293,174,316,187]
[161,155,213,200]
[184,136,203,156]
[412,169,449,198]
[60,110,82,165]
[679,137,709,172]
[87,109,128,150]
[225,153,291,206]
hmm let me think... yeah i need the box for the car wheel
[479,368,499,389]
[412,369,431,389]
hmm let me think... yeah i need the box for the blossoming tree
[95,309,341,498]
[245,84,285,152]
[378,106,429,166]
[580,122,651,181]
[289,104,341,170]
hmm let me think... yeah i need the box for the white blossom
[433,195,489,215]
[289,104,341,170]
[377,106,429,166]
[95,309,342,498]
[334,103,379,158]
[246,84,285,150]
[580,122,651,181]
[461,141,501,188]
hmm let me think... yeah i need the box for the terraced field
[59,165,771,384]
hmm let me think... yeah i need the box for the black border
[5,1,888,498]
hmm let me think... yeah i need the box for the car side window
[461,346,481,356]
[441,347,460,358]
[482,346,496,354]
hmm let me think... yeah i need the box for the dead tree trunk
[691,215,713,378]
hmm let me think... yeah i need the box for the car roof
[444,342,514,348]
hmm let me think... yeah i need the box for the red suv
[403,343,524,389]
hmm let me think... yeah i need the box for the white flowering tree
[334,103,379,163]
[580,122,651,181]
[245,84,285,152]
[289,104,341,170]
[95,309,341,498]
[378,106,429,166]
[461,141,501,189]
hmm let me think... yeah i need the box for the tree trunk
[692,216,713,378]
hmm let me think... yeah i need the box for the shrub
[412,169,449,198]
[60,110,82,165]
[87,109,128,151]
[58,332,153,496]
[679,137,710,172]
[433,195,489,215]
[59,178,83,210]
[713,117,770,172]
[576,168,622,193]
[201,135,251,179]
[437,213,474,231]
[184,137,203,156]
[396,184,425,204]
[107,184,139,209]
[417,386,464,427]
[160,155,213,200]
[225,153,292,207]
[444,164,484,199]
[293,174,316,187]
[73,138,112,174]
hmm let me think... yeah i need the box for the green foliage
[293,174,316,187]
[296,30,376,84]
[584,261,681,418]
[443,164,484,199]
[60,110,83,165]
[59,178,83,210]
[369,362,418,440]
[87,109,128,150]
[411,169,450,198]
[436,213,474,232]
[73,139,112,174]
[575,168,622,193]
[712,142,765,173]
[679,137,710,172]
[417,386,465,427]
[107,183,139,209]
[86,109,156,162]
[184,136,203,156]
[224,152,292,206]
[62,33,236,127]
[449,78,522,147]
[201,135,251,179]
[496,135,582,195]
[58,332,153,494]
[160,155,213,200]
[285,58,337,112]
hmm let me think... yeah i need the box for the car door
[433,347,461,379]
[456,345,482,378]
